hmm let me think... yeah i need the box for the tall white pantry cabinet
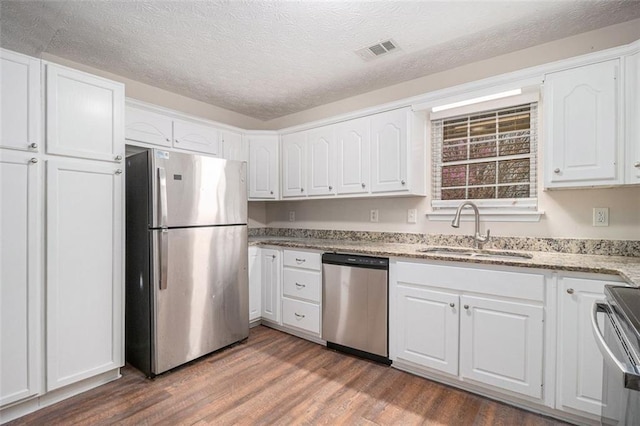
[0,48,124,417]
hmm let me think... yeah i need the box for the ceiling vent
[355,39,400,61]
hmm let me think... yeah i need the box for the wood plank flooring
[8,326,568,425]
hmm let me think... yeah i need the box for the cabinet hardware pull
[361,183,366,188]
[270,190,274,195]
[567,288,574,294]
[271,254,276,260]
[301,188,304,192]
[166,138,171,142]
[115,155,123,161]
[401,180,406,185]
[635,161,640,168]
[29,157,38,164]
[175,139,179,143]
[294,313,305,319]
[554,168,561,174]
[115,169,122,175]
[29,142,38,149]
[295,258,306,263]
[449,303,455,308]
[295,282,306,288]
[328,185,332,191]
[463,304,469,310]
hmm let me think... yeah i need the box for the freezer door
[151,149,247,228]
[151,225,248,374]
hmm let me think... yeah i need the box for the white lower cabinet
[46,159,124,391]
[248,246,262,322]
[260,248,281,323]
[281,249,322,336]
[459,295,543,399]
[391,260,545,401]
[556,274,620,418]
[282,298,320,334]
[0,151,41,407]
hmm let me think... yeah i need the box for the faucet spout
[451,201,491,249]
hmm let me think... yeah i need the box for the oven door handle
[591,301,640,390]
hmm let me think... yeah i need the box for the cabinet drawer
[282,298,320,335]
[283,268,320,303]
[283,250,321,271]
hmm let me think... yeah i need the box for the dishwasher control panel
[322,253,389,269]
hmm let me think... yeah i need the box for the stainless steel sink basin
[416,246,533,260]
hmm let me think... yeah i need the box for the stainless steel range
[592,285,640,425]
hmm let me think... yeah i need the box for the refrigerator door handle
[158,167,168,228]
[159,229,169,290]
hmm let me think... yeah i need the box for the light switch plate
[370,209,379,223]
[593,207,609,227]
[289,211,295,222]
[407,209,417,224]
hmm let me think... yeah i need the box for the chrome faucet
[451,201,490,249]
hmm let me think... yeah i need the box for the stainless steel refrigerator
[125,149,248,377]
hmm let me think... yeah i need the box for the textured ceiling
[2,1,640,121]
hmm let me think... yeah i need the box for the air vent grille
[355,39,400,61]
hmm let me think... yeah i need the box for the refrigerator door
[151,225,248,374]
[151,149,247,228]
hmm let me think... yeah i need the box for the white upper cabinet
[459,295,543,399]
[248,134,279,199]
[370,108,416,193]
[281,132,306,198]
[46,63,124,162]
[335,116,370,195]
[221,130,247,162]
[173,119,220,156]
[124,105,172,147]
[0,49,41,152]
[0,151,41,406]
[46,159,123,391]
[307,126,336,196]
[626,52,640,184]
[544,60,621,188]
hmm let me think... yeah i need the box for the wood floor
[9,326,567,425]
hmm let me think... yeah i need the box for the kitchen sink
[416,246,533,260]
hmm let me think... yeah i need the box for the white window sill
[426,209,544,222]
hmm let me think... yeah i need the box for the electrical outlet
[288,211,295,222]
[370,209,379,223]
[593,207,609,227]
[407,209,417,224]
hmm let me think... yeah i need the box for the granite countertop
[249,236,640,287]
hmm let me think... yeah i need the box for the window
[431,103,538,210]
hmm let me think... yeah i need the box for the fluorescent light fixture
[431,88,523,112]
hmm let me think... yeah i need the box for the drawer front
[283,268,321,303]
[283,250,321,271]
[282,298,320,335]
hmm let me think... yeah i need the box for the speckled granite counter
[249,236,640,287]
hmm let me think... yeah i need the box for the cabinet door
[173,119,220,156]
[370,108,409,193]
[125,106,172,147]
[281,132,306,198]
[336,116,370,194]
[46,159,123,390]
[459,295,543,399]
[544,60,621,187]
[395,285,458,376]
[307,126,335,196]
[221,130,247,162]
[248,135,279,199]
[1,50,41,152]
[46,64,124,162]
[261,249,281,323]
[248,247,262,322]
[0,151,41,406]
[626,52,640,184]
[557,277,610,416]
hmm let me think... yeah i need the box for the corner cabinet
[543,60,622,188]
[248,134,279,200]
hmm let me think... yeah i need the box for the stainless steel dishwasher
[321,253,390,364]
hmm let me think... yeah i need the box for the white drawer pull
[295,258,306,263]
[294,312,305,319]
[295,282,306,288]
